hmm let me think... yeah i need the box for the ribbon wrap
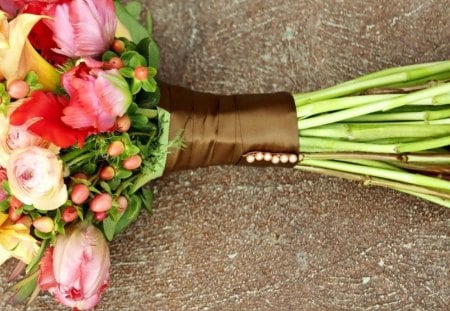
[159,82,299,171]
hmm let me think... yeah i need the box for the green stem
[298,159,450,191]
[297,94,399,119]
[294,61,450,106]
[346,107,450,122]
[300,137,397,153]
[295,165,450,200]
[66,153,95,168]
[298,82,450,129]
[300,123,450,141]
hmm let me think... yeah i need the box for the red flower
[9,91,92,148]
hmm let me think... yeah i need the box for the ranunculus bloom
[9,60,132,147]
[0,211,40,265]
[39,222,110,310]
[7,146,67,210]
[0,11,59,90]
[21,0,116,62]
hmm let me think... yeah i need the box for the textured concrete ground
[1,0,450,310]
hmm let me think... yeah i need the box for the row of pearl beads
[244,151,298,164]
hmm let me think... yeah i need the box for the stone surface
[1,0,449,310]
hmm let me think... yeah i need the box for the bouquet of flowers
[0,0,449,310]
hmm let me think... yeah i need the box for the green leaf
[7,270,39,305]
[142,79,157,92]
[147,11,153,36]
[102,51,118,62]
[121,51,147,68]
[130,79,142,95]
[114,1,149,42]
[116,169,133,179]
[126,144,141,156]
[34,229,52,240]
[139,188,154,212]
[100,181,112,194]
[136,38,160,69]
[0,200,8,212]
[102,216,116,241]
[125,1,142,18]
[26,239,49,274]
[129,114,149,128]
[114,195,141,235]
[108,177,121,191]
[119,67,134,78]
[136,86,160,108]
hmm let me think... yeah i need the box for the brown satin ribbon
[158,82,299,171]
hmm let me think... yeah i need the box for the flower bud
[61,206,78,223]
[33,216,54,233]
[117,196,128,213]
[7,80,30,99]
[94,211,108,222]
[99,166,115,181]
[8,205,22,222]
[90,193,113,213]
[116,115,131,132]
[122,155,142,170]
[71,184,90,205]
[16,215,32,227]
[107,141,125,157]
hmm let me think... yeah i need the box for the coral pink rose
[6,146,67,210]
[38,222,110,310]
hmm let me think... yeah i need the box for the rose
[20,0,117,63]
[6,146,67,210]
[10,60,132,147]
[38,222,110,310]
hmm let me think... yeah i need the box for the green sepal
[119,67,134,78]
[114,195,142,235]
[102,50,118,62]
[121,51,147,68]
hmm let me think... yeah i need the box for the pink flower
[22,0,117,61]
[38,222,110,310]
[10,60,132,147]
[61,60,132,132]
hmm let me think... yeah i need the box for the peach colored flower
[7,146,67,211]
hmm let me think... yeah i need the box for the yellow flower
[0,212,40,266]
[0,11,59,91]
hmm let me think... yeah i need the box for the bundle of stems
[294,60,450,208]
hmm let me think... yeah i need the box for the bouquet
[0,0,449,310]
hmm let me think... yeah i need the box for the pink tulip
[23,0,117,60]
[61,60,132,132]
[38,222,110,310]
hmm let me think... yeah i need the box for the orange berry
[61,206,78,223]
[99,166,115,180]
[107,141,125,157]
[90,193,113,213]
[7,80,29,99]
[71,184,90,205]
[33,216,54,233]
[122,155,142,170]
[116,115,131,132]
